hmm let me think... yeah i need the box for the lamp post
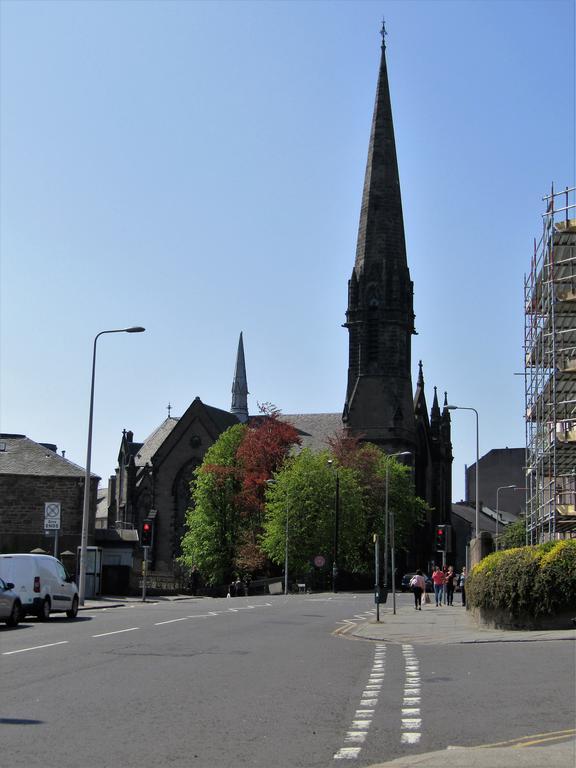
[386,451,412,615]
[79,326,145,605]
[446,405,480,538]
[495,485,516,549]
[327,460,339,593]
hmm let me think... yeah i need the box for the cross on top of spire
[167,402,172,417]
[380,18,387,48]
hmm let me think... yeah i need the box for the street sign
[44,502,61,530]
[314,555,326,568]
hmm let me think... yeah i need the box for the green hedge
[466,539,576,617]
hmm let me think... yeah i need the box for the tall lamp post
[446,405,480,538]
[79,326,145,605]
[495,485,516,549]
[327,460,339,593]
[385,451,412,615]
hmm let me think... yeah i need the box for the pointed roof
[231,332,249,423]
[354,28,407,276]
[431,387,441,421]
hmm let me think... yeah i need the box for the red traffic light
[141,520,153,547]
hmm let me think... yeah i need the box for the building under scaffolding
[524,185,576,543]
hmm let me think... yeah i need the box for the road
[1,593,574,767]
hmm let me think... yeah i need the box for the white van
[0,554,79,619]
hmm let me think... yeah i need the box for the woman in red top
[431,566,445,606]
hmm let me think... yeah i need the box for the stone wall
[0,474,99,555]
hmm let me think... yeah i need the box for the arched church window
[368,300,379,363]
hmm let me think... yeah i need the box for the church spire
[343,29,416,454]
[354,25,409,279]
[231,332,249,423]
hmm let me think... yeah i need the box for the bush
[467,540,576,618]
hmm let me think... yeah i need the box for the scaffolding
[524,185,576,543]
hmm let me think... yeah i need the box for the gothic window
[368,300,379,363]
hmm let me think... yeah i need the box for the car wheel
[6,601,22,627]
[66,595,79,619]
[37,597,50,620]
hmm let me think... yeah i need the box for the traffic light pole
[142,546,149,602]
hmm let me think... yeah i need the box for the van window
[55,562,67,581]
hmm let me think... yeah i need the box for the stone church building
[103,31,452,588]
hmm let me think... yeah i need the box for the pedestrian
[459,567,467,607]
[444,566,456,606]
[431,565,445,606]
[409,570,426,610]
[234,577,242,597]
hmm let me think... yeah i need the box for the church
[102,30,452,588]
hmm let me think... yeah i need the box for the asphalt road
[1,593,574,768]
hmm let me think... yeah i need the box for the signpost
[44,502,61,558]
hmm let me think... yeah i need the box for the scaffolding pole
[524,185,576,543]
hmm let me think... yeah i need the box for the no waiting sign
[44,502,61,530]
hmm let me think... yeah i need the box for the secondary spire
[231,332,249,423]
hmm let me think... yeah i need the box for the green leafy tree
[498,517,527,550]
[261,449,362,577]
[330,435,428,564]
[180,406,300,586]
[180,424,246,586]
[262,442,427,579]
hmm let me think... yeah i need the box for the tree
[498,517,527,550]
[261,449,362,578]
[233,405,300,573]
[179,424,246,586]
[262,441,427,582]
[180,405,301,586]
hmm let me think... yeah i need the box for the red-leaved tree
[234,403,301,573]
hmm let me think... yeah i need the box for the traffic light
[435,524,446,551]
[141,520,153,548]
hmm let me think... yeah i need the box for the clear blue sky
[1,0,574,502]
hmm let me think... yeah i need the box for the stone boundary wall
[470,605,576,631]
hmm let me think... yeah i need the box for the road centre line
[92,627,140,638]
[155,617,191,625]
[2,640,69,656]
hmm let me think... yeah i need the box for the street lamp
[79,326,145,605]
[385,451,412,615]
[327,460,340,593]
[495,485,516,549]
[445,405,480,538]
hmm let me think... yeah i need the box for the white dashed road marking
[401,644,422,745]
[92,627,140,638]
[2,640,69,656]
[334,643,387,760]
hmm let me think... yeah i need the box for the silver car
[0,576,22,627]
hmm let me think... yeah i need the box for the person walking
[445,566,456,606]
[459,567,467,607]
[432,565,445,606]
[409,570,426,610]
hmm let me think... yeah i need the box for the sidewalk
[352,596,575,767]
[351,594,576,645]
[367,739,575,768]
[79,594,201,610]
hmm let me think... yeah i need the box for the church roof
[0,434,96,478]
[133,402,240,468]
[134,418,179,466]
[281,413,343,453]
